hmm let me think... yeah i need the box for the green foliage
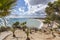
[45,6,55,15]
[21,22,27,25]
[57,25,60,28]
[0,0,17,17]
[48,2,53,7]
[21,22,27,31]
[13,22,19,26]
[45,0,60,20]
[0,26,8,32]
[43,16,51,24]
[12,21,20,28]
[12,22,27,30]
[0,0,17,27]
[45,0,60,26]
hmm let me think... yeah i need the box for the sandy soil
[2,29,60,40]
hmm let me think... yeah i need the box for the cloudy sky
[7,0,54,18]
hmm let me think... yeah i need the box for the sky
[6,0,54,18]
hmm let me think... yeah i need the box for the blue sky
[15,0,28,11]
[11,0,28,15]
[7,0,54,18]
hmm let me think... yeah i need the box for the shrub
[0,26,8,32]
[58,25,60,28]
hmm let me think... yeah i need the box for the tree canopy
[45,0,60,22]
[0,0,17,17]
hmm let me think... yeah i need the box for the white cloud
[24,0,54,6]
[19,8,25,13]
[24,0,48,15]
[6,0,55,18]
[23,0,54,16]
[25,5,47,15]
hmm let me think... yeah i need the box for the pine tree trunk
[26,37,30,40]
[51,21,54,28]
[13,31,16,37]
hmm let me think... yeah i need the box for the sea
[0,18,43,29]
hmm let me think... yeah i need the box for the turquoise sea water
[0,18,43,29]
